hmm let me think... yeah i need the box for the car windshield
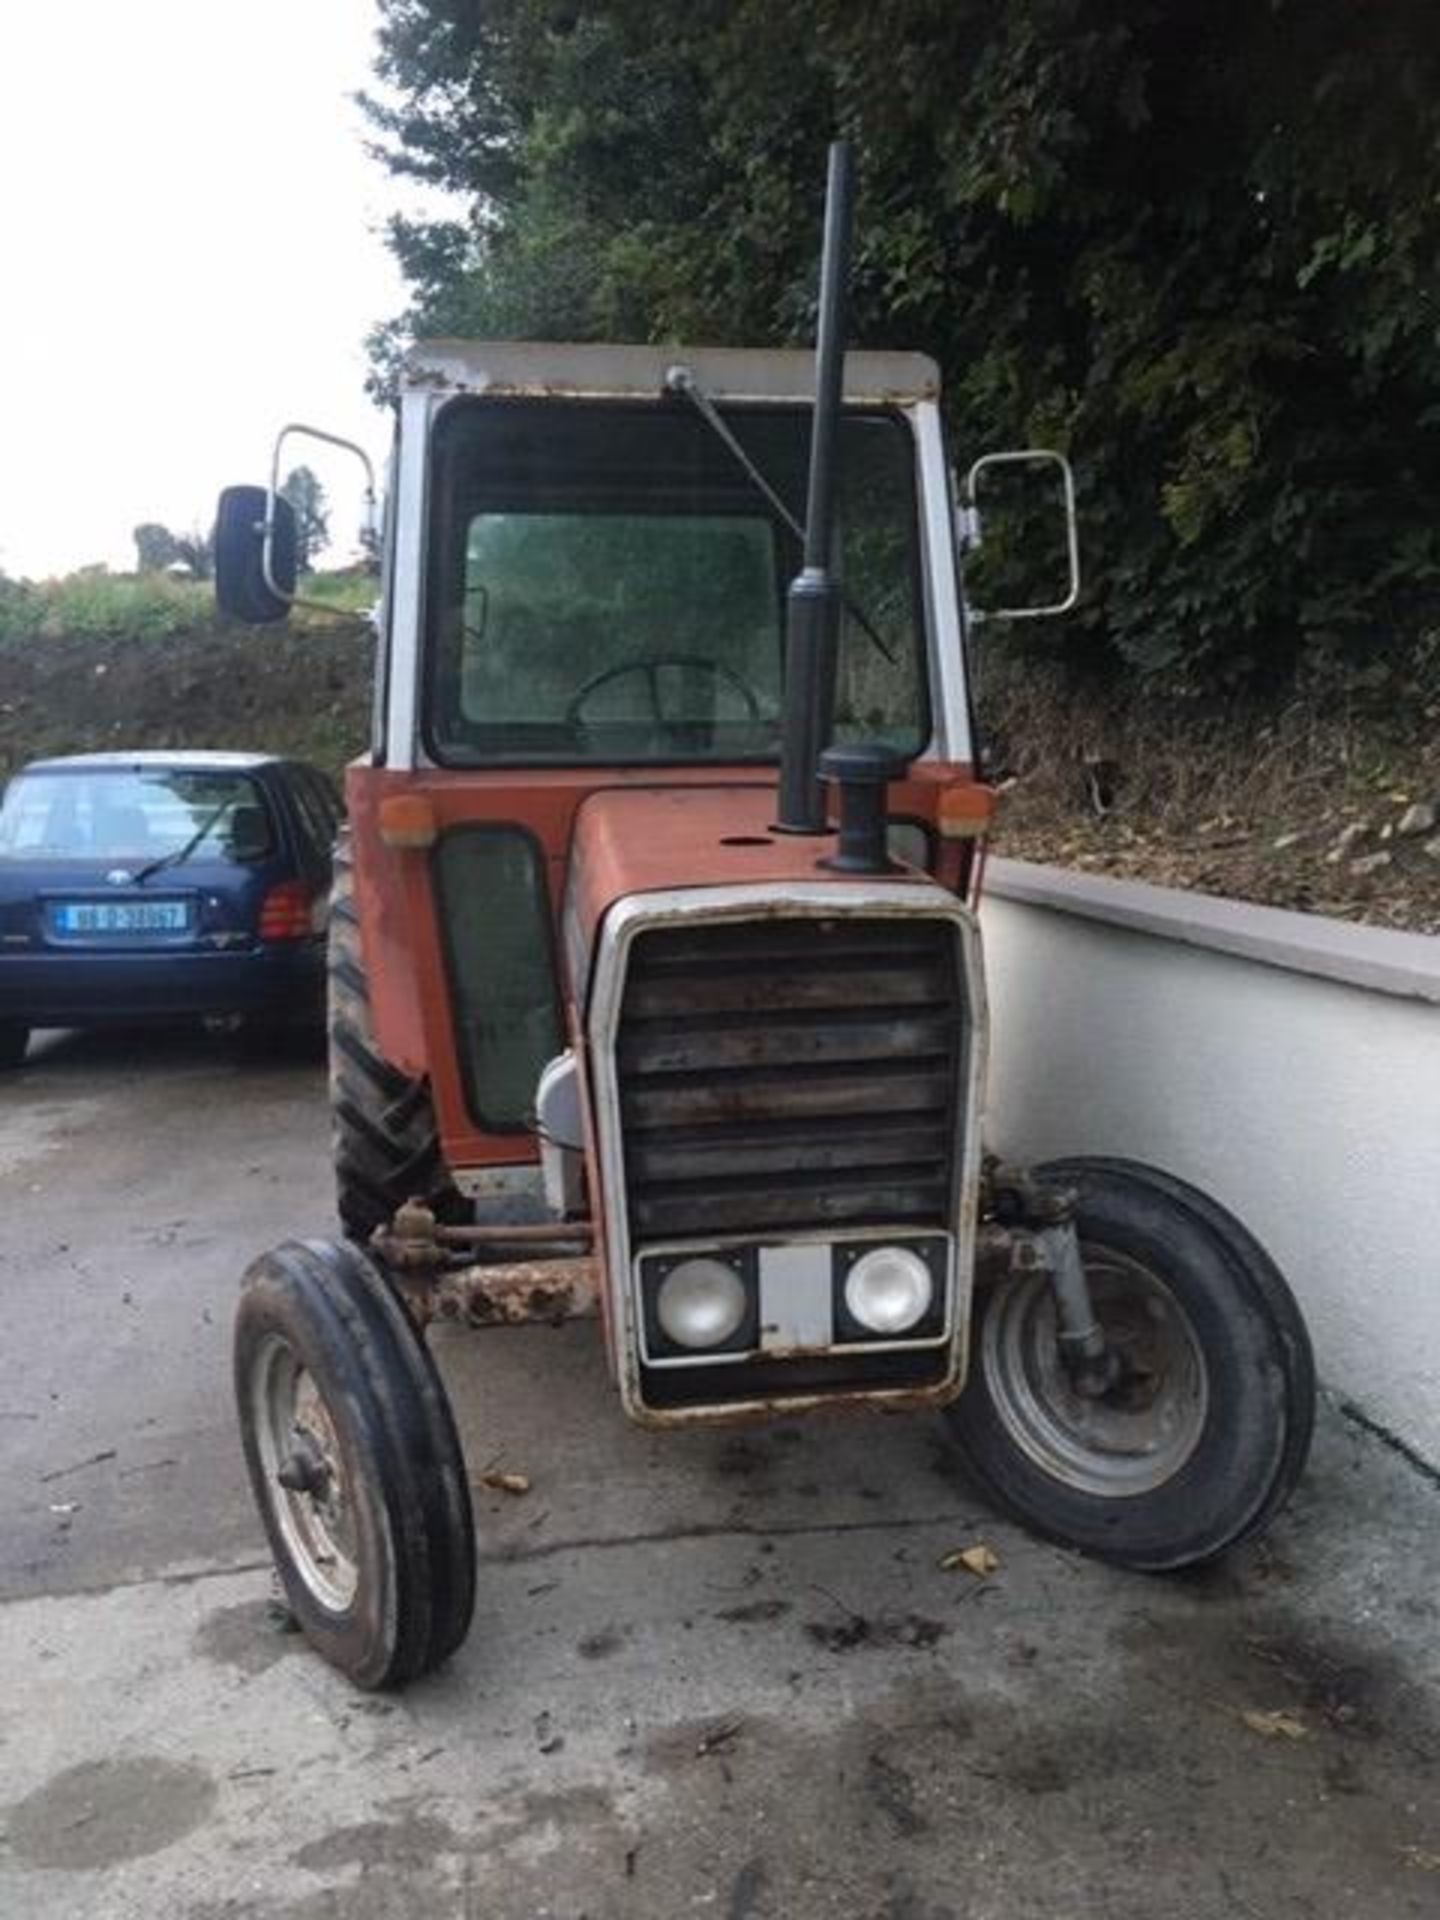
[424,399,929,765]
[0,770,275,865]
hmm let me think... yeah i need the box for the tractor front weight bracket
[371,1200,601,1332]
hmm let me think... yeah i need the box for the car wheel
[943,1157,1315,1570]
[234,1238,476,1687]
[329,834,466,1242]
[0,1023,30,1069]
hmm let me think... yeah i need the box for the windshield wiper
[664,364,896,665]
[131,800,232,885]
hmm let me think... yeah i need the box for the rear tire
[329,834,465,1242]
[944,1157,1315,1570]
[234,1238,476,1688]
[0,1023,28,1069]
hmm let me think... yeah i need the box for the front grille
[617,917,965,1240]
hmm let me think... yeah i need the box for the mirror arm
[960,448,1081,624]
[263,423,380,615]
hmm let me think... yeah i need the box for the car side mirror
[215,486,297,625]
[956,449,1080,622]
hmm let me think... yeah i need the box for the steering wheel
[565,654,765,732]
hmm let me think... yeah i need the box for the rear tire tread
[328,836,465,1242]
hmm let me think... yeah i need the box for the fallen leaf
[1238,1708,1308,1741]
[1400,1847,1440,1873]
[477,1470,531,1497]
[696,1716,744,1756]
[939,1543,1000,1577]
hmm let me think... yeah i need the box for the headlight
[656,1257,750,1351]
[843,1246,933,1336]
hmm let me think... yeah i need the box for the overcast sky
[0,2,433,579]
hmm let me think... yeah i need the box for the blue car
[0,751,341,1066]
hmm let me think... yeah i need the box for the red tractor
[215,148,1313,1688]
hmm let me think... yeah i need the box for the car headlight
[655,1257,750,1351]
[843,1245,934,1336]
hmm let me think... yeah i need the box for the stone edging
[983,858,1440,1007]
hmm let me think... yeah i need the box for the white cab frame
[380,343,981,771]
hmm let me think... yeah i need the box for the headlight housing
[641,1249,758,1360]
[637,1236,949,1368]
[841,1245,934,1336]
[656,1257,750,1351]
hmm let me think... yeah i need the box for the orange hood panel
[564,784,927,996]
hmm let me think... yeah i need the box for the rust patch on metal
[422,1258,600,1329]
[375,1202,600,1328]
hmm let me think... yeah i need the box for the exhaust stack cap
[819,742,909,874]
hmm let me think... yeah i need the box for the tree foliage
[132,521,213,580]
[279,466,331,573]
[364,0,1440,690]
[133,522,181,573]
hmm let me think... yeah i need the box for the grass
[0,570,211,646]
[0,565,376,647]
[293,567,378,616]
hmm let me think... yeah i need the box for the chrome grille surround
[584,882,987,1425]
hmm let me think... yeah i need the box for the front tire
[234,1238,476,1687]
[944,1158,1315,1570]
[0,1022,29,1069]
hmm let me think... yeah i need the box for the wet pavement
[0,1028,1436,1917]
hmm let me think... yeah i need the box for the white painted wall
[979,860,1440,1471]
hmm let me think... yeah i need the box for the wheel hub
[251,1337,360,1611]
[982,1244,1210,1498]
[276,1430,332,1499]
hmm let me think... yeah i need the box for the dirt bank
[0,616,371,781]
[983,659,1440,935]
[4,616,1436,932]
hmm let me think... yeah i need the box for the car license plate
[53,900,190,935]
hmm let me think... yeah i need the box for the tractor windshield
[423,399,929,766]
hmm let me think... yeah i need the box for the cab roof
[406,340,940,405]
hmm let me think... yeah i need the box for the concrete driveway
[0,1029,1436,1919]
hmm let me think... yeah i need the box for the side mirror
[215,485,297,625]
[957,449,1080,622]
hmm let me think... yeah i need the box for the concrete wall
[980,859,1440,1471]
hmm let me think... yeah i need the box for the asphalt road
[0,1028,1437,1918]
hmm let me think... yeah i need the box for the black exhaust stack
[775,140,854,835]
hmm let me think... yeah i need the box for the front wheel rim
[251,1334,360,1611]
[980,1244,1210,1498]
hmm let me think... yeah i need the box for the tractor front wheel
[944,1158,1315,1570]
[234,1238,476,1688]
